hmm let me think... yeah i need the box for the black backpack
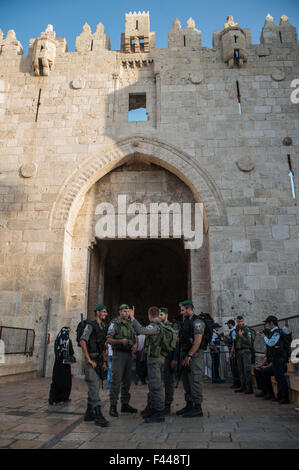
[76,316,87,347]
[279,327,292,361]
[191,312,214,351]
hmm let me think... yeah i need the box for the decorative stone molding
[71,78,86,90]
[236,156,254,173]
[49,137,228,233]
[0,29,23,56]
[283,137,292,146]
[20,163,37,178]
[224,16,238,29]
[32,25,58,76]
[189,71,203,84]
[121,56,153,69]
[271,68,285,81]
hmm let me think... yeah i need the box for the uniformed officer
[231,315,253,394]
[106,304,138,417]
[159,307,179,415]
[210,323,224,383]
[80,304,109,427]
[176,300,205,418]
[129,305,166,423]
[259,315,290,404]
[224,319,241,389]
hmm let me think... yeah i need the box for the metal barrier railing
[203,347,233,381]
[249,315,299,354]
[0,326,35,356]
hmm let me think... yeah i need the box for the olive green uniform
[132,318,165,413]
[164,320,179,406]
[107,318,136,407]
[234,325,252,392]
[80,321,107,410]
[181,315,205,406]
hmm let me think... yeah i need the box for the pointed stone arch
[49,136,227,234]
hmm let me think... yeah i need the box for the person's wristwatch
[188,354,193,358]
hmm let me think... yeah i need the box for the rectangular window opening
[183,35,186,47]
[38,58,43,77]
[287,154,296,199]
[279,31,283,43]
[236,80,242,115]
[128,93,148,122]
[35,88,42,122]
[234,49,240,66]
[139,37,145,52]
[130,38,135,53]
[136,20,139,30]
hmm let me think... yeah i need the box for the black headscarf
[54,327,70,359]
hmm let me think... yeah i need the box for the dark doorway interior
[87,238,189,324]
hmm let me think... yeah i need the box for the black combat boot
[176,402,193,416]
[255,392,266,398]
[84,404,95,421]
[234,387,245,393]
[141,404,152,418]
[144,409,165,423]
[244,387,254,395]
[121,403,138,413]
[109,405,119,417]
[94,406,109,427]
[163,404,171,415]
[182,404,203,418]
[263,394,275,400]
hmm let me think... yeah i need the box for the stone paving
[0,377,298,449]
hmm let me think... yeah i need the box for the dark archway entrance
[87,238,189,323]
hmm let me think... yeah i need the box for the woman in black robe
[48,327,74,405]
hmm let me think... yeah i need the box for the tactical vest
[235,326,250,350]
[180,315,197,351]
[87,320,107,355]
[143,320,163,358]
[113,318,135,352]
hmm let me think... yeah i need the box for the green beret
[159,307,168,313]
[179,300,193,307]
[119,304,130,310]
[94,304,107,312]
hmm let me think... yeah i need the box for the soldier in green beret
[80,305,109,427]
[176,300,205,417]
[159,308,179,415]
[106,304,138,417]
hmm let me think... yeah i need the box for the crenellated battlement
[0,12,297,69]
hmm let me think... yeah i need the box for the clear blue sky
[1,0,299,53]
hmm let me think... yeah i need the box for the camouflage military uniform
[132,318,165,414]
[181,314,206,407]
[107,317,136,407]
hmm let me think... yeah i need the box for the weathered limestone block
[260,13,279,44]
[0,29,23,56]
[32,25,58,76]
[255,45,270,57]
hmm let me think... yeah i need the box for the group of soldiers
[79,300,206,427]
